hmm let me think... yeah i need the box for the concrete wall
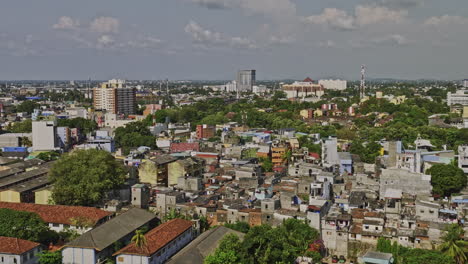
[0,190,20,202]
[139,161,158,185]
[34,189,52,205]
[62,247,96,264]
[0,247,40,264]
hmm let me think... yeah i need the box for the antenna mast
[360,64,366,100]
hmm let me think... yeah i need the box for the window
[117,257,124,262]
[14,259,17,264]
[429,210,434,214]
[420,210,424,213]
[351,234,356,238]
[375,227,378,230]
[265,204,268,209]
[52,223,60,227]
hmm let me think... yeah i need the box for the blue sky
[1,0,467,80]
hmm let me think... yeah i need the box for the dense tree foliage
[114,121,156,154]
[0,208,57,244]
[376,237,455,264]
[8,119,32,133]
[206,219,319,264]
[350,140,381,163]
[49,149,126,206]
[38,251,63,264]
[427,164,467,197]
[36,151,60,161]
[16,100,39,114]
[439,224,468,264]
[224,222,251,233]
[57,118,97,134]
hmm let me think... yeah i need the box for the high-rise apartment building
[463,79,468,88]
[237,70,256,92]
[93,79,136,115]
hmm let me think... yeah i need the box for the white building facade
[318,79,347,91]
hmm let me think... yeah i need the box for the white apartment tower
[237,70,256,92]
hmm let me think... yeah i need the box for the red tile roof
[0,236,40,255]
[114,218,193,257]
[0,202,112,225]
[170,142,200,153]
[303,77,314,82]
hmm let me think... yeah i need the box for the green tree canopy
[427,164,467,197]
[114,121,156,154]
[57,118,97,134]
[439,224,468,264]
[16,100,39,114]
[38,251,62,264]
[0,208,57,244]
[206,219,319,264]
[9,119,32,133]
[49,149,126,206]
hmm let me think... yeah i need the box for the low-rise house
[0,202,112,234]
[62,208,158,264]
[0,236,41,264]
[114,218,194,264]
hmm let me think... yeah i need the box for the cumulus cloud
[355,6,407,26]
[90,17,120,33]
[305,8,355,31]
[305,5,407,31]
[184,20,256,49]
[53,16,80,30]
[424,15,468,26]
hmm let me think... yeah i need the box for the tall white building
[459,145,468,174]
[237,70,256,92]
[318,79,347,91]
[447,90,468,106]
[32,120,59,151]
[463,79,468,88]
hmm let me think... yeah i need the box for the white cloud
[305,5,407,31]
[372,34,409,45]
[424,15,468,26]
[53,16,80,30]
[90,17,120,33]
[305,8,355,31]
[97,35,115,46]
[355,5,407,26]
[184,20,256,49]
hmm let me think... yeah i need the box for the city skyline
[1,0,468,80]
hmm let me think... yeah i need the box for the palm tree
[131,229,147,249]
[439,224,468,264]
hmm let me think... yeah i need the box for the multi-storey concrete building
[447,89,468,106]
[93,79,136,115]
[237,70,256,92]
[318,79,347,91]
[32,120,59,151]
